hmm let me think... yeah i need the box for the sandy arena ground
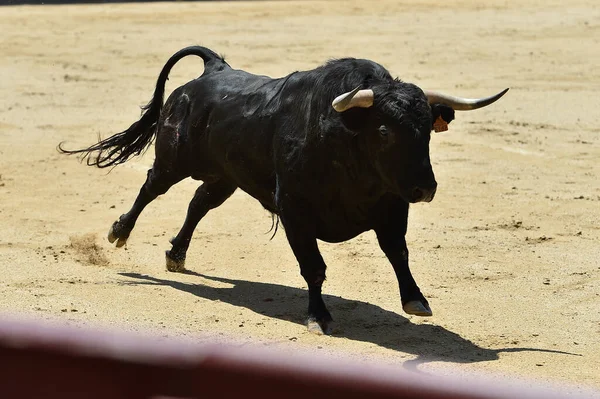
[1,0,599,394]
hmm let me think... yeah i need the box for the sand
[1,0,599,393]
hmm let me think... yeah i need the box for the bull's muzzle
[408,183,437,203]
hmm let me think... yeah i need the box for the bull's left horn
[332,87,374,112]
[424,88,509,111]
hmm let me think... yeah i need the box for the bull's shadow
[119,271,578,367]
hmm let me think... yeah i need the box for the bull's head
[331,85,508,203]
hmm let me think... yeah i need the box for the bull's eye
[378,125,388,136]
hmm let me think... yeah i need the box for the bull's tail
[58,46,227,168]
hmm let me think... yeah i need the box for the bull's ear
[430,103,455,131]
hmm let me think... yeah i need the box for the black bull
[59,46,508,334]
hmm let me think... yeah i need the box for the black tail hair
[267,213,281,240]
[58,46,226,168]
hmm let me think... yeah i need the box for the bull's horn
[332,87,374,112]
[424,88,509,111]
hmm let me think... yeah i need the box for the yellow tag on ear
[433,116,448,133]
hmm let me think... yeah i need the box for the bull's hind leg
[108,165,185,247]
[107,84,191,248]
[166,179,237,272]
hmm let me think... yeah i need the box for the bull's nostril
[412,188,424,201]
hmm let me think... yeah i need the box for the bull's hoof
[403,300,433,317]
[306,317,332,335]
[165,250,186,273]
[107,226,117,243]
[108,222,129,248]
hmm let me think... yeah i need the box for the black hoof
[403,300,433,316]
[165,250,186,272]
[307,317,333,335]
[107,219,130,248]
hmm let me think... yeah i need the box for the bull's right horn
[424,88,509,111]
[332,87,374,112]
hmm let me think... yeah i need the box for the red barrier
[0,316,596,399]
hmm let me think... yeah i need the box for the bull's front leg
[375,204,432,317]
[279,208,332,335]
[288,234,333,334]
